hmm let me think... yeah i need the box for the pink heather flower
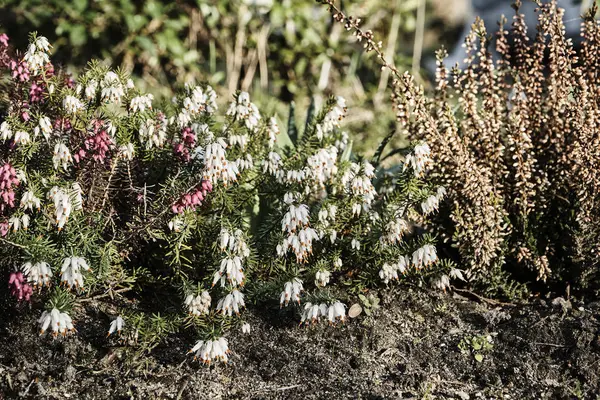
[0,34,8,47]
[9,271,33,302]
[0,163,20,211]
[0,221,8,237]
[172,180,213,214]
[29,81,45,103]
[75,125,113,164]
[173,127,197,162]
[54,118,72,132]
[64,75,75,88]
[10,59,30,82]
[44,62,55,78]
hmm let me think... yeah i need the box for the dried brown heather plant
[322,0,600,293]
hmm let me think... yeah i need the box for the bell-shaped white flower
[279,278,303,306]
[60,256,90,288]
[189,337,230,364]
[108,316,125,336]
[216,290,245,316]
[22,261,52,287]
[184,291,211,316]
[39,308,75,336]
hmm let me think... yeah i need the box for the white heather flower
[334,257,343,268]
[48,187,72,230]
[84,79,98,100]
[213,256,245,287]
[280,227,319,262]
[24,36,51,74]
[229,134,249,150]
[280,278,303,307]
[379,262,399,284]
[126,79,135,89]
[241,323,251,334]
[108,316,125,336]
[185,291,211,316]
[267,117,279,148]
[226,91,261,131]
[60,256,90,288]
[53,142,73,171]
[21,190,41,211]
[168,217,184,232]
[315,96,347,140]
[0,121,12,140]
[263,151,284,181]
[421,194,440,215]
[327,301,346,324]
[22,261,52,287]
[329,230,338,244]
[450,268,466,282]
[118,143,135,161]
[433,275,451,292]
[285,169,306,184]
[235,153,254,172]
[380,219,409,246]
[63,95,84,114]
[281,204,310,232]
[189,337,229,364]
[217,290,245,316]
[437,186,447,199]
[139,118,167,150]
[201,139,239,186]
[180,84,217,121]
[315,269,331,287]
[21,214,30,230]
[33,116,52,139]
[300,302,326,325]
[351,238,360,250]
[39,308,75,336]
[404,142,432,177]
[307,146,339,187]
[412,244,438,269]
[129,94,154,113]
[13,131,31,145]
[9,216,21,232]
[342,162,377,214]
[101,71,125,104]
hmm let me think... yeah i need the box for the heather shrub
[0,33,455,363]
[322,0,600,296]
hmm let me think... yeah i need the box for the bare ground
[1,286,599,399]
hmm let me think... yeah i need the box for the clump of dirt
[1,287,599,399]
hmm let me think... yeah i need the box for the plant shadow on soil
[1,286,600,399]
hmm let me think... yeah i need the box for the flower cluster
[300,301,346,325]
[0,163,19,211]
[0,35,450,365]
[280,278,303,306]
[171,180,213,214]
[173,127,197,162]
[213,228,250,287]
[404,142,432,177]
[189,337,230,364]
[216,289,245,317]
[22,261,52,287]
[23,35,51,74]
[74,122,114,164]
[226,91,261,131]
[185,292,211,316]
[8,271,33,302]
[39,308,75,336]
[60,257,90,289]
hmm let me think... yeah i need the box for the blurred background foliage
[0,0,467,154]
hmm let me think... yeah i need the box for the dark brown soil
[1,287,599,399]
